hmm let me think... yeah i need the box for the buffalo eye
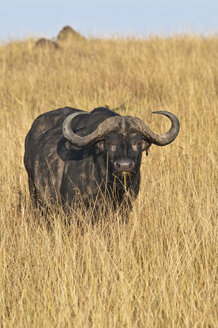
[111,145,116,152]
[131,141,142,152]
[108,144,116,152]
[105,140,117,152]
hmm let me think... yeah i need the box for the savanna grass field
[0,34,217,327]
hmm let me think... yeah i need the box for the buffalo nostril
[114,161,121,171]
[129,161,134,169]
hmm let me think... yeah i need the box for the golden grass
[0,35,217,327]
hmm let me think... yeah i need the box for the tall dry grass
[0,34,217,327]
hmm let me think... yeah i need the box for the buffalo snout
[114,159,135,173]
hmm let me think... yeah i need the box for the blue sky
[0,0,217,41]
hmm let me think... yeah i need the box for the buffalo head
[62,110,180,198]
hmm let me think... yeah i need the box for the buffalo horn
[62,111,123,147]
[125,111,180,146]
[62,110,180,147]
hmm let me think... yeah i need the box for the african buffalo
[24,107,180,213]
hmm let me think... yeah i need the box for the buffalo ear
[95,140,105,153]
[142,140,151,155]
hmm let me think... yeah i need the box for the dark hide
[24,107,150,214]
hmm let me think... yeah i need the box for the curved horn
[63,110,180,148]
[62,111,90,145]
[126,111,180,146]
[62,112,123,147]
